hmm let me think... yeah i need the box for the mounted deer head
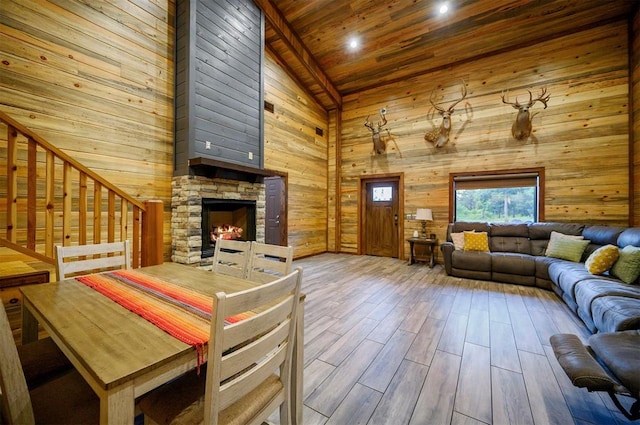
[365,108,388,154]
[501,87,550,140]
[424,81,467,147]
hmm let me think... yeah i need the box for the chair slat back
[246,242,293,284]
[0,305,35,424]
[211,239,251,278]
[203,267,302,424]
[55,240,131,280]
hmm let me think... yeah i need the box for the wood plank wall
[338,21,631,255]
[0,0,176,257]
[263,51,329,258]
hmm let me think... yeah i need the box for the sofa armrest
[441,242,455,275]
[549,334,619,392]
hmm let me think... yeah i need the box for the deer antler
[429,90,446,113]
[430,80,467,113]
[501,90,521,109]
[364,115,373,130]
[502,87,550,110]
[446,81,467,112]
[531,87,550,109]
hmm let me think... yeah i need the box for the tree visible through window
[450,169,544,223]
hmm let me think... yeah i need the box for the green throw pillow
[546,238,590,262]
[610,245,640,284]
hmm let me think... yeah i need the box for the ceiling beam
[253,0,342,109]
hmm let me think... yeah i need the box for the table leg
[408,241,415,265]
[100,382,135,425]
[21,300,38,344]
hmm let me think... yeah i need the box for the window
[372,186,393,202]
[450,168,544,223]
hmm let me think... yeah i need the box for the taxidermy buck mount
[424,81,468,148]
[364,108,389,154]
[501,87,550,140]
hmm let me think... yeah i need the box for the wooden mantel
[188,157,286,183]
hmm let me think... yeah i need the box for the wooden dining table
[20,262,304,425]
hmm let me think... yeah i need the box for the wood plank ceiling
[256,0,636,111]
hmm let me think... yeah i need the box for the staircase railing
[0,111,163,267]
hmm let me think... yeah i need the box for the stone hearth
[171,175,265,266]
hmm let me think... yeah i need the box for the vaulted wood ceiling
[255,0,636,110]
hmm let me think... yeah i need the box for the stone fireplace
[171,175,265,266]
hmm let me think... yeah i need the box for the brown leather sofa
[441,222,640,334]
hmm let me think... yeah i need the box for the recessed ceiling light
[439,2,449,14]
[347,37,360,51]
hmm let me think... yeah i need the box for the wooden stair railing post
[141,200,164,266]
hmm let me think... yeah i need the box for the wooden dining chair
[245,242,294,284]
[55,240,131,280]
[138,267,303,425]
[211,239,251,278]
[0,304,100,424]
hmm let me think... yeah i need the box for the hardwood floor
[274,253,635,425]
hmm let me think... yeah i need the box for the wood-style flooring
[275,253,635,425]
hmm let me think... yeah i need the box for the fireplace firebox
[201,199,257,258]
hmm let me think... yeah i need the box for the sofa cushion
[450,221,490,234]
[584,244,619,275]
[488,223,531,254]
[546,238,590,262]
[590,296,640,332]
[451,250,491,272]
[610,245,640,284]
[575,279,640,323]
[534,256,563,282]
[464,231,489,252]
[617,227,640,248]
[581,226,624,259]
[529,222,585,239]
[549,261,594,300]
[582,225,626,246]
[490,223,529,237]
[492,252,536,275]
[529,223,585,256]
[492,253,536,286]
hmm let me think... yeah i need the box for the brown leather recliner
[550,331,640,420]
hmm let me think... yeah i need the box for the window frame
[448,167,545,223]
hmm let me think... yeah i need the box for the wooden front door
[364,180,399,257]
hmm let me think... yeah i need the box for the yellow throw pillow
[585,244,619,275]
[464,231,489,252]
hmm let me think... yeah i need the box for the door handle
[394,214,398,225]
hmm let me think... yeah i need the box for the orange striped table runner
[76,269,252,365]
